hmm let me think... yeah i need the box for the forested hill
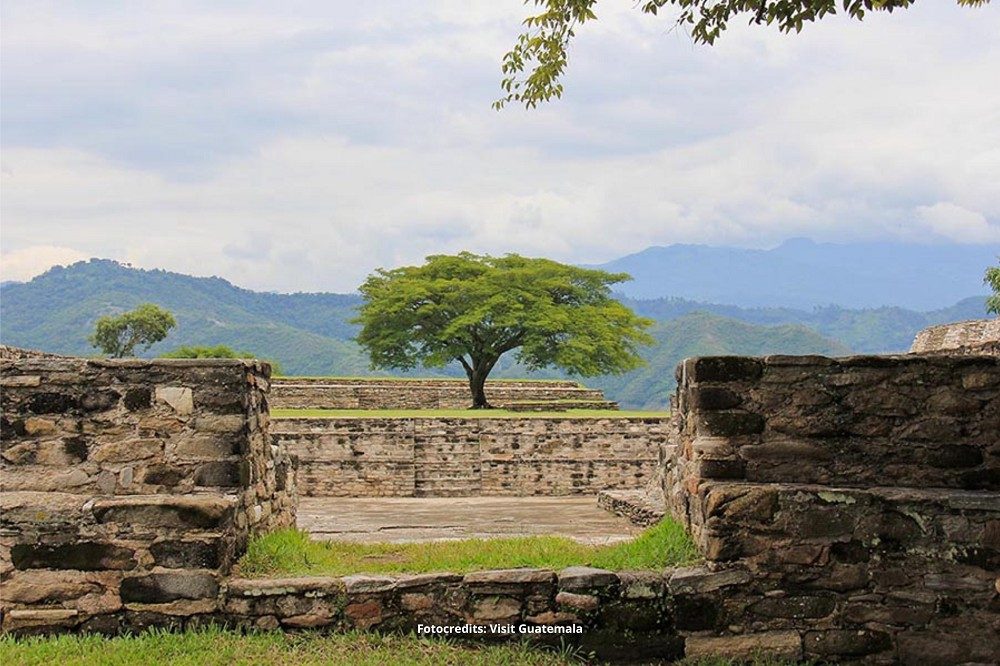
[0,259,990,408]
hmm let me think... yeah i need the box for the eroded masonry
[1,339,998,664]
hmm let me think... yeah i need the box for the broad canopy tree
[90,303,176,358]
[496,0,990,109]
[354,253,654,408]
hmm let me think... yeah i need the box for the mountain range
[593,238,998,310]
[0,248,993,408]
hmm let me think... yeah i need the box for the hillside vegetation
[0,259,988,408]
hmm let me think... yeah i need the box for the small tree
[90,303,176,358]
[986,261,1000,315]
[354,253,653,408]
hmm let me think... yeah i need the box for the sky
[1,1,998,292]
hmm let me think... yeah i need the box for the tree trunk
[469,368,491,409]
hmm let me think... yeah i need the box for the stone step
[597,488,666,526]
[679,481,1000,574]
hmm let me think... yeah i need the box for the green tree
[89,303,176,358]
[496,0,990,109]
[986,261,1000,315]
[160,344,283,375]
[354,253,654,408]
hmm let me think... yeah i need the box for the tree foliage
[89,303,176,358]
[496,0,991,109]
[986,261,1000,315]
[354,253,654,407]
[159,344,283,374]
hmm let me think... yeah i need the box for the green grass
[238,519,698,578]
[0,628,578,666]
[271,409,669,419]
[0,628,807,666]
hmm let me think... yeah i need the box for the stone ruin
[910,318,1000,356]
[1,340,998,663]
[270,377,619,411]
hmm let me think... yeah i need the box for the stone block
[803,629,891,657]
[555,591,599,611]
[667,567,751,594]
[684,631,802,661]
[685,357,764,383]
[155,387,193,415]
[193,461,241,487]
[558,566,619,592]
[120,572,219,603]
[342,574,397,594]
[91,495,236,529]
[696,411,765,437]
[150,539,223,570]
[11,541,136,571]
[688,386,742,411]
[3,609,80,633]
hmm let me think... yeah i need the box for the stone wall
[270,377,613,410]
[274,417,663,497]
[0,355,296,633]
[910,318,1000,354]
[663,354,1000,663]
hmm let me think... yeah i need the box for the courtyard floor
[297,496,640,545]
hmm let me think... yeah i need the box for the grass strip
[238,519,698,578]
[0,627,577,666]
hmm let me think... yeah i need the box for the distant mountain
[620,295,989,354]
[594,239,998,310]
[0,258,991,408]
[0,259,369,376]
[586,313,851,410]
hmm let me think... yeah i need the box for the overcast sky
[1,1,998,292]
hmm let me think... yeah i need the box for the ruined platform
[297,496,641,545]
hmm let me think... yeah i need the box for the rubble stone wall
[274,417,664,497]
[0,355,296,633]
[910,318,1000,354]
[663,354,1000,664]
[270,377,609,410]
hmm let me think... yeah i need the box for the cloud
[0,245,90,282]
[917,203,1000,243]
[1,1,998,291]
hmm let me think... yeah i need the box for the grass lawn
[237,519,698,577]
[0,628,804,666]
[0,628,577,666]
[271,408,669,419]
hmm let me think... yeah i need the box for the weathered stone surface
[91,495,237,529]
[471,596,521,621]
[342,575,397,594]
[226,577,344,597]
[11,541,136,571]
[684,631,802,661]
[558,567,618,591]
[803,629,892,657]
[155,387,194,415]
[667,567,751,594]
[150,539,223,569]
[3,609,80,632]
[555,591,598,611]
[463,569,554,585]
[120,572,219,603]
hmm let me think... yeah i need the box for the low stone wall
[0,355,296,632]
[273,417,664,497]
[910,318,1000,354]
[663,353,1000,664]
[270,377,611,410]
